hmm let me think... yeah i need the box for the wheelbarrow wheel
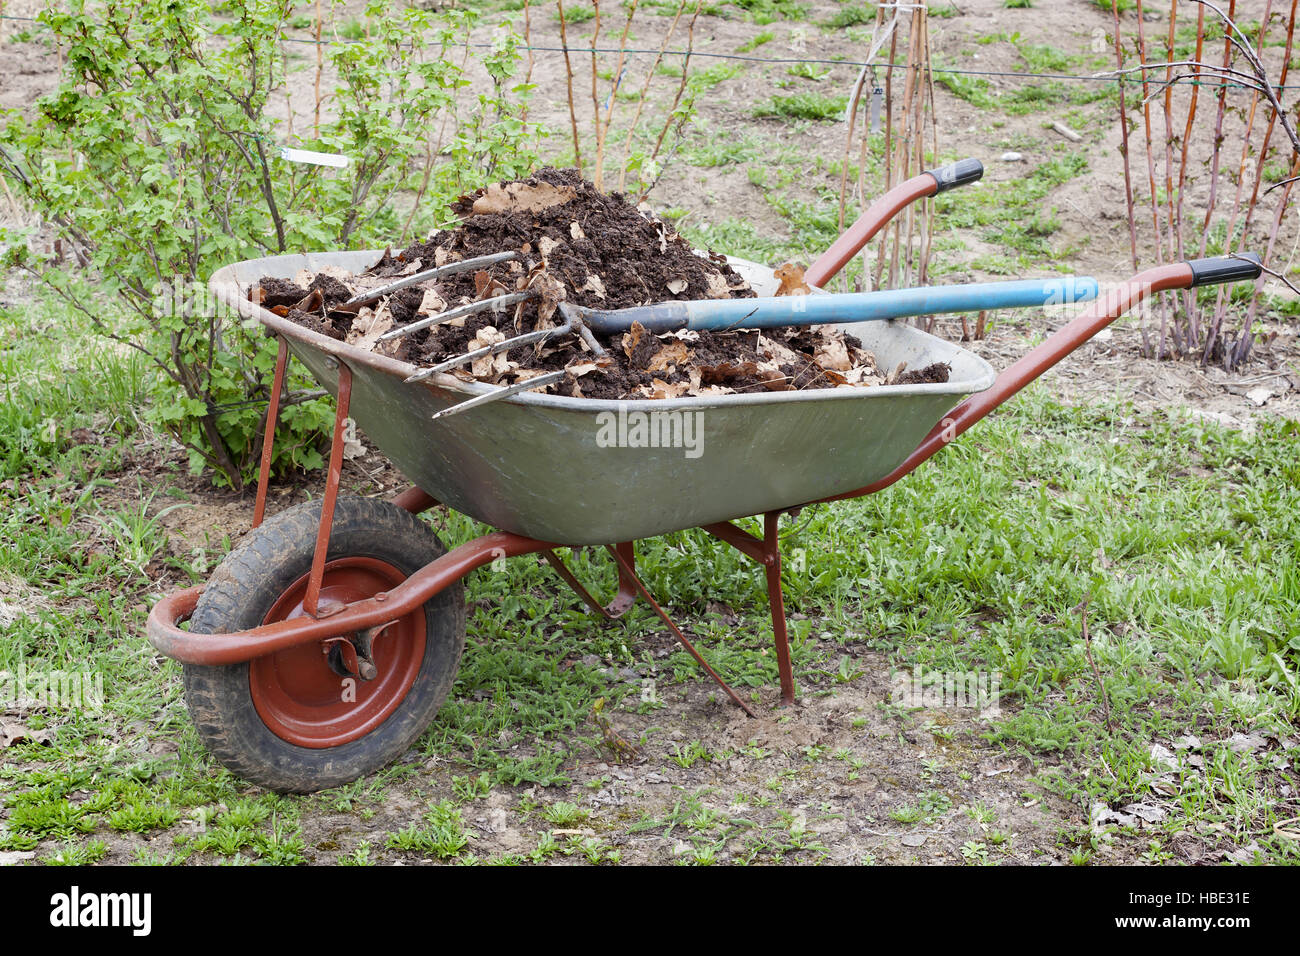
[182,496,466,793]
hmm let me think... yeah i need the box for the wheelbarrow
[146,161,1264,792]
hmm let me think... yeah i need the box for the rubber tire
[182,496,466,793]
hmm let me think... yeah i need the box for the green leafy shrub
[1,0,541,487]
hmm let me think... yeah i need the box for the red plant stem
[1113,1,1144,350]
[617,0,688,192]
[557,1,583,174]
[1172,1,1203,345]
[1207,0,1274,365]
[875,23,900,290]
[1238,0,1298,365]
[1135,0,1172,358]
[1241,0,1295,238]
[1200,0,1237,252]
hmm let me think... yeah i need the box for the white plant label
[277,147,349,168]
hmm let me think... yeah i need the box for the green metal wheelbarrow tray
[145,160,1263,792]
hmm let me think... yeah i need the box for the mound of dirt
[256,168,949,399]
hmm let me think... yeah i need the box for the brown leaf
[755,362,794,391]
[643,378,691,399]
[700,360,758,385]
[758,334,803,366]
[346,303,394,351]
[474,270,509,301]
[526,268,567,327]
[293,289,324,314]
[704,272,732,299]
[647,340,691,374]
[622,320,648,361]
[774,263,812,296]
[417,288,448,316]
[0,718,53,748]
[813,334,852,372]
[471,181,577,216]
[467,326,514,380]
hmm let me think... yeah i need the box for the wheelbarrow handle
[813,253,1264,506]
[804,158,984,288]
[1187,252,1263,287]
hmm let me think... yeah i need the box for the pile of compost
[254,168,949,399]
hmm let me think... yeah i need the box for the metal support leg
[252,337,290,529]
[302,362,353,618]
[390,485,439,515]
[604,544,755,718]
[542,544,641,620]
[606,542,638,617]
[701,513,797,706]
[763,512,796,706]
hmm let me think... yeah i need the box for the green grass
[754,92,848,121]
[729,0,811,25]
[932,148,1089,263]
[826,2,874,28]
[4,213,1300,866]
[736,30,775,53]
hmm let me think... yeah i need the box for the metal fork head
[404,304,605,385]
[339,250,521,311]
[378,290,538,344]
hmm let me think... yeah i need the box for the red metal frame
[804,173,941,289]
[146,228,1202,718]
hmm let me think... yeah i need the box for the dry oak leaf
[812,334,853,372]
[417,288,448,316]
[774,263,812,296]
[755,361,793,391]
[647,340,691,374]
[526,268,567,326]
[622,320,648,361]
[471,181,577,216]
[346,303,393,352]
[642,378,691,399]
[468,326,516,380]
[704,272,733,299]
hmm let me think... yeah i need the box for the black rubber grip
[926,158,984,194]
[1186,252,1263,287]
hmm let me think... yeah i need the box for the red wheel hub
[249,557,425,748]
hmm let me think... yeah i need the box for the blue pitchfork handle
[563,276,1101,335]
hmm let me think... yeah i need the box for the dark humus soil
[257,168,949,399]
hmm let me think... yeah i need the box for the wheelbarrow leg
[701,513,797,706]
[604,544,756,718]
[607,542,638,617]
[763,512,796,707]
[252,336,290,529]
